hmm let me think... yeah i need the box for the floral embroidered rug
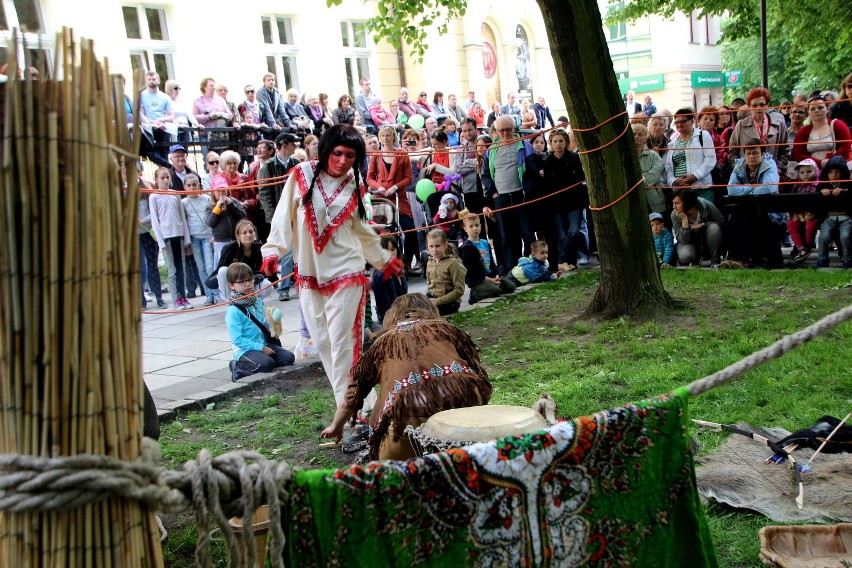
[278,387,717,567]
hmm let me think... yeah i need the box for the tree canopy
[719,22,803,103]
[326,0,466,62]
[608,0,852,93]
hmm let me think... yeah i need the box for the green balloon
[408,114,425,129]
[415,178,436,202]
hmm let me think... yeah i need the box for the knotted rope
[0,439,293,568]
[0,304,849,566]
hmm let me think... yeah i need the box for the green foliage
[608,0,852,92]
[326,0,467,63]
[719,24,804,102]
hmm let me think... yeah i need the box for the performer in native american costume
[322,293,492,460]
[261,124,404,408]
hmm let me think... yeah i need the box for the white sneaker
[578,257,590,266]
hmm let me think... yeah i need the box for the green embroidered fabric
[278,387,718,567]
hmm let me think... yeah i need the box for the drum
[406,405,548,457]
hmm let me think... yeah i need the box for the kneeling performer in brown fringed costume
[321,293,492,460]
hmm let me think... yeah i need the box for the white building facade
[2,0,724,120]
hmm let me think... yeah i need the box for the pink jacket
[369,106,391,126]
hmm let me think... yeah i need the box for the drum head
[421,405,547,443]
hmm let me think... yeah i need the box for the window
[607,2,626,41]
[705,15,720,46]
[0,0,51,75]
[341,20,371,96]
[688,11,702,44]
[122,4,175,81]
[261,15,299,91]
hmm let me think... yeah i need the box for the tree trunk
[537,0,672,319]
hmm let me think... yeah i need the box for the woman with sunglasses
[792,94,852,170]
[201,151,222,189]
[662,108,717,202]
[237,85,266,127]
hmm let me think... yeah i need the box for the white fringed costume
[263,161,391,405]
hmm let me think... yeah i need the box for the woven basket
[759,523,852,567]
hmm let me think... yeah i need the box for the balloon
[415,178,436,202]
[408,114,425,129]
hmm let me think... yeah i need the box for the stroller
[368,194,399,235]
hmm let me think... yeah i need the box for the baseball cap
[794,158,819,170]
[275,132,300,146]
[648,212,663,222]
[169,144,188,154]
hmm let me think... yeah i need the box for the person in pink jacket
[368,98,392,128]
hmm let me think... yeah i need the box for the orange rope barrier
[578,121,632,155]
[142,273,293,315]
[589,178,645,211]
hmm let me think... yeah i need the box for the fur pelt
[352,318,492,460]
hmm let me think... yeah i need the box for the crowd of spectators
[628,77,851,270]
[134,69,852,310]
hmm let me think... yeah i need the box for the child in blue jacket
[507,240,561,285]
[650,212,674,267]
[225,262,294,381]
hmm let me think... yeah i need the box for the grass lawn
[159,269,852,567]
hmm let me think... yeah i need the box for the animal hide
[695,423,852,523]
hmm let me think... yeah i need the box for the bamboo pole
[0,30,161,566]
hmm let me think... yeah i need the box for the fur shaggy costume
[341,318,492,460]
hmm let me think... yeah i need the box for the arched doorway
[480,23,501,111]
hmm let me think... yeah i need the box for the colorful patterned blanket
[279,388,717,567]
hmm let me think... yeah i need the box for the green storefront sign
[618,73,665,94]
[724,70,743,87]
[692,71,725,88]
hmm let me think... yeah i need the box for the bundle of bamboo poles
[0,30,163,566]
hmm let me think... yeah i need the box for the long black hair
[302,124,367,219]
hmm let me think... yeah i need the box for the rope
[686,304,852,396]
[0,439,293,568]
[589,177,644,212]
